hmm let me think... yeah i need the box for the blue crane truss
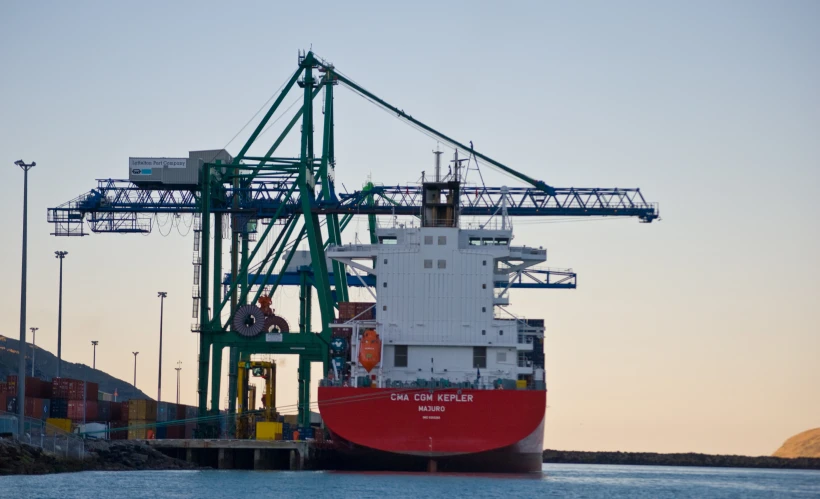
[47,178,658,236]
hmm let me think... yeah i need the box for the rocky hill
[543,449,820,470]
[0,335,150,401]
[773,428,820,459]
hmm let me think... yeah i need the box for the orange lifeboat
[358,329,382,372]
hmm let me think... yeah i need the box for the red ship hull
[318,387,546,472]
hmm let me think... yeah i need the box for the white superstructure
[327,179,546,388]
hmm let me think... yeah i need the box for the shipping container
[97,401,111,422]
[185,405,197,419]
[120,401,129,422]
[110,401,123,421]
[184,422,195,439]
[337,302,375,321]
[109,420,128,440]
[7,376,52,398]
[256,421,283,440]
[24,397,49,420]
[46,417,72,434]
[127,420,156,440]
[157,402,177,422]
[50,398,68,419]
[67,400,98,422]
[51,378,98,401]
[165,424,184,439]
[128,399,157,421]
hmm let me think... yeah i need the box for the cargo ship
[318,161,548,473]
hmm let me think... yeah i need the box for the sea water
[2,464,818,498]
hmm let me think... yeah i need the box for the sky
[0,1,818,456]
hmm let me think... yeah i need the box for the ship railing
[319,377,543,391]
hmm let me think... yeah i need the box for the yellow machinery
[236,360,277,439]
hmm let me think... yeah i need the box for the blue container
[50,398,68,418]
[155,426,167,439]
[330,337,348,353]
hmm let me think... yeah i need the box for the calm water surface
[2,464,818,498]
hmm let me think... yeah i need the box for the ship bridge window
[438,236,446,245]
[394,345,408,367]
[473,347,487,369]
[379,236,398,244]
[424,235,433,245]
[495,238,509,246]
[469,237,481,246]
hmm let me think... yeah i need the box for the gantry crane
[47,51,658,433]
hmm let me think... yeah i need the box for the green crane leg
[299,269,312,334]
[228,346,239,416]
[210,345,222,414]
[213,214,222,325]
[197,163,212,418]
[298,355,311,429]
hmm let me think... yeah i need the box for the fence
[0,410,86,460]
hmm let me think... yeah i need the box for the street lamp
[157,292,167,403]
[55,251,68,377]
[91,341,99,369]
[132,351,139,388]
[15,159,35,435]
[30,327,38,376]
[175,361,182,404]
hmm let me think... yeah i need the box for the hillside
[0,335,151,401]
[773,428,820,459]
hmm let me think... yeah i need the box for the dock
[144,439,312,470]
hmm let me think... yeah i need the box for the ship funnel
[433,148,443,182]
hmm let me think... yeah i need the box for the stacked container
[50,398,68,419]
[157,402,182,439]
[97,401,111,421]
[7,376,53,399]
[68,400,98,421]
[53,378,99,423]
[52,378,98,401]
[127,399,157,439]
[337,302,375,321]
[184,405,197,439]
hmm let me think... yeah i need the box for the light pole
[157,292,167,403]
[175,361,182,404]
[132,351,139,388]
[91,341,99,369]
[15,159,35,435]
[30,327,38,377]
[55,251,68,377]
